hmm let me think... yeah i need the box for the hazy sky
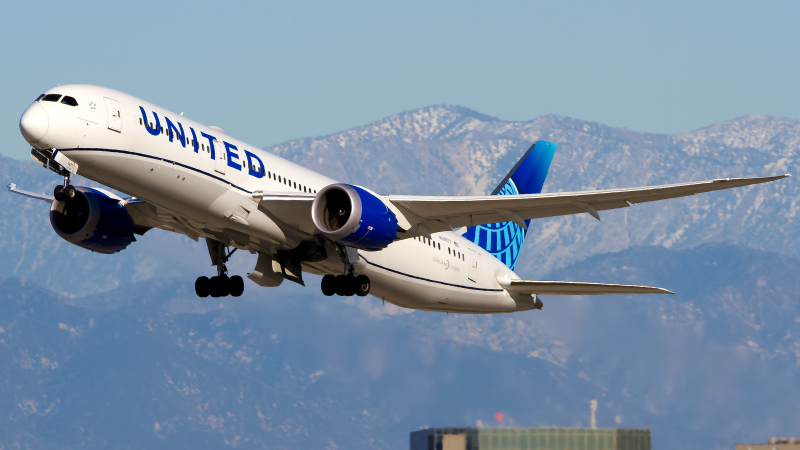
[2,0,798,160]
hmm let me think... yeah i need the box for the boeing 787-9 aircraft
[8,85,789,313]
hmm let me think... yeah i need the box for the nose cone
[19,102,49,143]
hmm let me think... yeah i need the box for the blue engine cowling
[311,184,398,251]
[50,187,135,254]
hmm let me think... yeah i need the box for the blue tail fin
[462,141,557,270]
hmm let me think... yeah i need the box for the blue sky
[2,0,798,160]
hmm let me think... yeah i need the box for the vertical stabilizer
[462,141,557,270]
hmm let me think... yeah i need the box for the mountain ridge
[1,242,799,449]
[2,109,796,295]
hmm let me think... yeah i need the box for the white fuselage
[21,85,533,313]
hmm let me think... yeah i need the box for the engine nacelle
[50,187,135,254]
[311,184,398,251]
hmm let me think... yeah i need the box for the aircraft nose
[19,102,49,143]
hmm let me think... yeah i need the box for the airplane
[8,84,789,313]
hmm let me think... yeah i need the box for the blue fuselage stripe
[59,148,253,194]
[62,148,503,292]
[359,255,502,292]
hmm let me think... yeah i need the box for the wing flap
[501,280,674,295]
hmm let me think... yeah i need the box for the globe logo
[463,179,528,270]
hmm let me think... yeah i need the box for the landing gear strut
[321,243,370,297]
[195,241,244,298]
[321,273,370,297]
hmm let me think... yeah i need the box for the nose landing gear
[321,273,370,297]
[53,172,75,202]
[195,241,244,298]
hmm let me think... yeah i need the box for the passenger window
[139,118,143,125]
[42,94,62,102]
[448,248,451,254]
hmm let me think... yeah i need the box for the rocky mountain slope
[267,108,797,278]
[1,109,797,449]
[1,243,798,449]
[1,109,795,295]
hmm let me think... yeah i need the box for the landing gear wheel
[334,275,350,296]
[63,185,76,200]
[343,275,357,297]
[217,275,230,297]
[229,275,244,297]
[195,276,210,297]
[321,275,337,296]
[355,275,370,297]
[209,276,220,297]
[53,185,65,201]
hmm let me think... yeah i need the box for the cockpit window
[61,96,78,107]
[42,94,62,102]
[35,94,44,102]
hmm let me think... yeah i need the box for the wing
[252,192,316,235]
[6,183,54,203]
[122,199,207,241]
[389,174,790,233]
[501,279,674,295]
[6,183,202,240]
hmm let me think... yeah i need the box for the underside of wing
[389,174,790,233]
[123,199,204,240]
[501,280,674,295]
[252,193,316,235]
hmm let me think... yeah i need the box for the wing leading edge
[389,174,790,233]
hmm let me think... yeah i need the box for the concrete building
[410,427,651,450]
[736,437,800,450]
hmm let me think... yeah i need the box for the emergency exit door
[104,97,122,132]
[214,140,226,175]
[468,249,478,282]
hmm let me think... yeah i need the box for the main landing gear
[321,273,370,297]
[195,242,244,298]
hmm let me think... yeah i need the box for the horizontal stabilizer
[500,279,674,295]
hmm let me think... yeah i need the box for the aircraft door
[468,248,478,282]
[214,140,226,175]
[104,98,122,132]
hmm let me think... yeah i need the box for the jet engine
[50,186,136,254]
[311,184,398,251]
